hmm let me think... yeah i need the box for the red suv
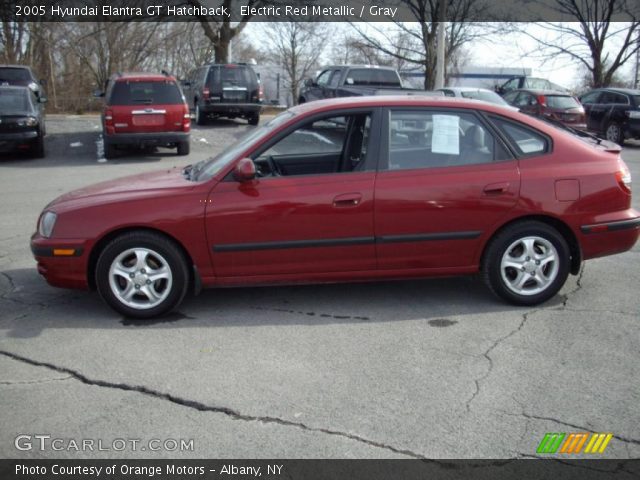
[100,72,190,159]
[31,96,638,319]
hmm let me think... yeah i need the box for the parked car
[98,72,190,159]
[579,88,640,145]
[436,87,516,109]
[503,89,586,130]
[31,96,638,318]
[0,85,46,157]
[182,63,262,126]
[298,65,417,104]
[496,76,569,95]
[0,64,45,100]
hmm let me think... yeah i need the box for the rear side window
[346,69,401,87]
[491,116,549,156]
[108,81,184,105]
[387,110,508,171]
[580,91,600,104]
[600,92,629,105]
[546,95,581,109]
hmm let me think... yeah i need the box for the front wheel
[195,104,206,126]
[248,113,260,126]
[605,122,624,145]
[95,231,189,318]
[482,221,570,306]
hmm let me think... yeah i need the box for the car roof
[0,64,33,70]
[112,72,177,82]
[594,87,640,95]
[510,89,572,96]
[289,95,523,116]
[438,87,496,93]
[0,85,30,93]
[322,65,398,71]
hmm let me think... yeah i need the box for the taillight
[616,159,632,194]
[182,105,191,131]
[104,109,113,127]
[259,84,264,102]
[203,87,210,100]
[537,95,547,107]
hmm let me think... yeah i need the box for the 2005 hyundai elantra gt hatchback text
[31,96,639,319]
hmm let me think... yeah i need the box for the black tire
[605,122,624,145]
[177,141,190,156]
[297,97,306,105]
[481,221,570,306]
[104,140,116,159]
[32,134,45,158]
[95,231,190,319]
[195,103,206,126]
[248,113,260,126]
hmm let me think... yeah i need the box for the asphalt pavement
[0,115,638,460]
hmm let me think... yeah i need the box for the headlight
[28,82,38,92]
[17,117,38,127]
[38,211,57,238]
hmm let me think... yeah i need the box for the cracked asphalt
[0,115,638,460]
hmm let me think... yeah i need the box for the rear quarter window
[108,80,184,105]
[490,116,550,156]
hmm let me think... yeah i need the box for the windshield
[460,90,508,105]
[0,89,31,114]
[195,111,296,181]
[546,95,581,109]
[0,68,32,82]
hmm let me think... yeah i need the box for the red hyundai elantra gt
[31,96,639,318]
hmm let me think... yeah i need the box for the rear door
[580,90,602,130]
[374,107,521,271]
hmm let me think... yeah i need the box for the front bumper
[104,131,189,147]
[31,233,90,290]
[0,131,39,151]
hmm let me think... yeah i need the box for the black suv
[579,88,640,144]
[0,65,45,100]
[183,64,262,126]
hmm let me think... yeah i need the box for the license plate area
[132,114,164,126]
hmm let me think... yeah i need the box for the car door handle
[483,182,510,195]
[333,193,362,207]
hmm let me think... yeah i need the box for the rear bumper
[30,233,90,290]
[104,132,189,146]
[200,103,261,116]
[579,213,640,260]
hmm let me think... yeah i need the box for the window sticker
[432,114,460,155]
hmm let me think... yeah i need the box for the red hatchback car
[31,96,639,318]
[100,72,190,159]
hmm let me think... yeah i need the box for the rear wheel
[605,122,624,145]
[103,140,116,159]
[177,141,190,156]
[95,231,189,319]
[482,221,570,306]
[195,104,206,126]
[248,112,260,126]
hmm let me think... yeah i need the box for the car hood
[47,167,202,211]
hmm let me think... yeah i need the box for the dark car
[496,76,568,95]
[99,72,191,159]
[503,89,586,130]
[0,65,45,100]
[579,88,640,145]
[0,86,46,157]
[182,63,262,126]
[31,96,638,319]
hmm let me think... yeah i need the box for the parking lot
[0,114,638,459]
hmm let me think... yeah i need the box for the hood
[48,167,201,210]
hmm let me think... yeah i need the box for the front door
[207,109,380,278]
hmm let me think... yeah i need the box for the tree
[261,21,330,105]
[188,0,263,63]
[514,0,640,88]
[349,0,487,89]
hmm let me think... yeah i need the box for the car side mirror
[233,158,256,182]
[181,80,191,87]
[303,78,315,87]
[93,89,105,98]
[38,96,48,104]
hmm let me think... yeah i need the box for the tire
[95,231,190,319]
[248,113,260,126]
[195,103,206,126]
[297,97,306,105]
[605,122,624,145]
[177,141,190,156]
[481,221,570,306]
[32,134,45,158]
[103,140,116,159]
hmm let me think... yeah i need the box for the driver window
[255,113,373,178]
